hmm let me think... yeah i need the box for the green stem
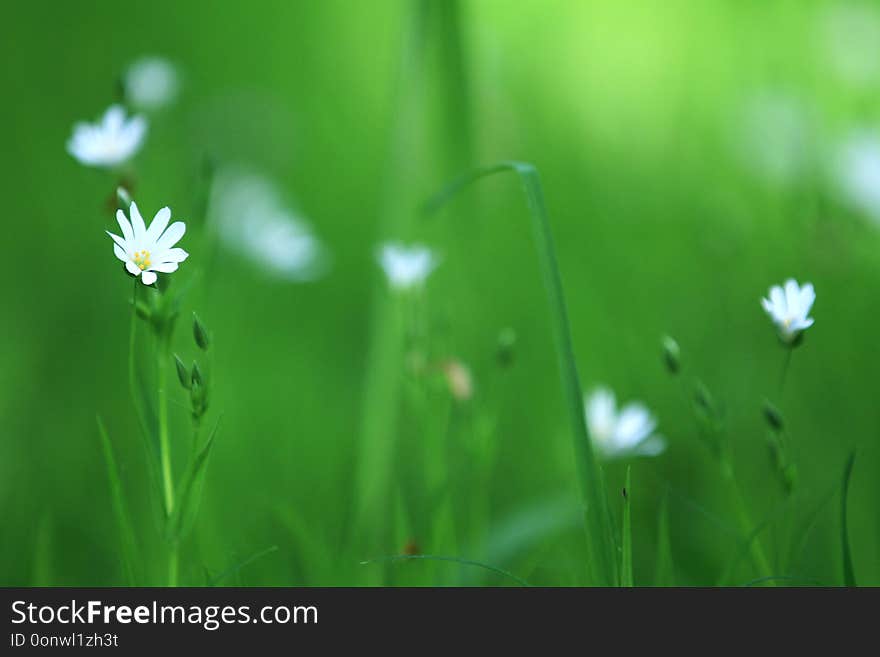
[157,335,175,518]
[778,348,793,396]
[721,459,775,585]
[168,544,179,587]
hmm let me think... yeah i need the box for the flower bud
[191,361,204,388]
[442,360,473,402]
[496,328,516,368]
[174,354,191,390]
[193,313,210,351]
[762,400,784,432]
[661,335,680,375]
[116,186,132,211]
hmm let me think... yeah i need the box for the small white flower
[211,168,329,281]
[833,132,880,221]
[125,56,180,110]
[761,279,816,344]
[585,387,665,460]
[378,243,438,290]
[107,202,189,286]
[67,105,147,168]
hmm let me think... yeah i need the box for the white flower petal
[784,279,801,315]
[113,244,128,263]
[157,221,186,249]
[129,202,147,239]
[116,210,134,242]
[635,435,667,457]
[150,262,179,273]
[125,261,142,276]
[146,207,171,243]
[799,283,815,315]
[141,271,157,285]
[161,247,189,263]
[769,286,786,316]
[614,404,657,449]
[107,231,129,252]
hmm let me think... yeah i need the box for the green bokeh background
[1,0,878,586]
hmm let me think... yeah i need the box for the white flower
[67,105,147,168]
[585,387,665,460]
[210,168,329,281]
[833,132,880,221]
[107,202,189,286]
[761,279,816,344]
[378,243,438,290]
[125,56,179,110]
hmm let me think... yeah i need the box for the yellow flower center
[133,249,152,270]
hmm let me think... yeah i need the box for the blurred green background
[1,0,878,586]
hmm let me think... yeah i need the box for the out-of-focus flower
[833,132,880,221]
[820,2,880,88]
[585,387,665,459]
[737,92,812,187]
[108,201,189,286]
[761,279,815,344]
[378,243,438,290]
[211,168,329,281]
[68,105,147,168]
[442,360,473,402]
[125,56,180,110]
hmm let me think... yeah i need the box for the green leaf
[424,162,618,586]
[166,418,220,542]
[621,466,633,587]
[653,489,675,586]
[841,451,857,587]
[361,554,530,587]
[96,416,139,585]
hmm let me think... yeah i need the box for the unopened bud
[174,354,191,390]
[662,335,680,375]
[193,313,210,351]
[191,361,204,388]
[763,401,784,432]
[496,328,516,367]
[116,186,132,211]
[443,360,473,402]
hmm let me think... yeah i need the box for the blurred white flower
[67,105,147,168]
[378,243,438,290]
[761,279,815,344]
[585,387,665,460]
[125,56,180,110]
[820,2,880,87]
[108,201,189,286]
[211,168,328,281]
[737,92,811,187]
[833,132,880,221]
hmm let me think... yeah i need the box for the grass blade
[361,554,531,587]
[208,545,279,586]
[621,467,633,587]
[166,418,220,541]
[96,415,139,585]
[424,161,618,586]
[841,451,857,587]
[653,489,675,586]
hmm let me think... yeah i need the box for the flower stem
[157,334,175,518]
[778,348,793,396]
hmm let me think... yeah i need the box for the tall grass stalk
[352,0,471,566]
[425,162,618,586]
